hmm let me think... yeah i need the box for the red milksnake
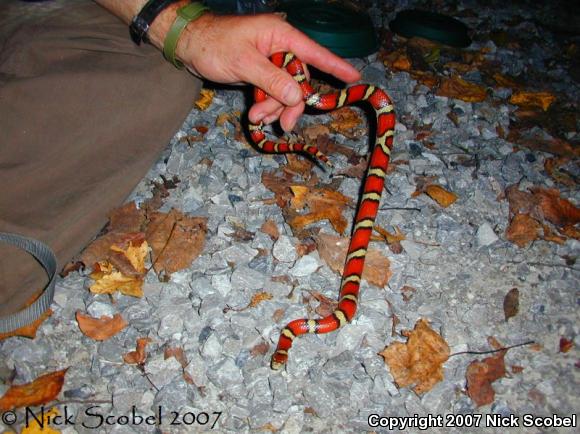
[249,53,396,370]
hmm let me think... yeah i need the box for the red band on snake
[248,52,396,370]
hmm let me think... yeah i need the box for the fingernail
[283,83,302,106]
[252,112,265,123]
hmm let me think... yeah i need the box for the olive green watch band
[163,2,209,69]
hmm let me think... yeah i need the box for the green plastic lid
[390,9,471,48]
[279,1,378,57]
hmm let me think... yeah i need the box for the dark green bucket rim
[279,0,378,57]
[390,9,471,48]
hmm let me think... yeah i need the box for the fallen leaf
[261,171,296,208]
[373,224,406,245]
[530,187,580,227]
[272,308,285,323]
[164,346,188,368]
[307,290,338,317]
[195,89,215,110]
[379,319,450,394]
[491,72,521,89]
[123,337,152,364]
[544,157,576,187]
[424,185,458,208]
[21,407,61,434]
[383,48,412,71]
[410,70,440,89]
[108,202,146,233]
[260,219,280,240]
[559,337,573,353]
[89,262,144,297]
[248,292,273,308]
[510,91,556,111]
[80,231,145,271]
[0,369,67,410]
[288,185,352,235]
[437,76,487,103]
[503,288,519,321]
[285,153,314,178]
[110,239,148,274]
[146,209,207,274]
[400,285,416,302]
[466,344,507,407]
[250,341,270,357]
[541,223,567,245]
[559,225,580,240]
[302,124,331,144]
[76,312,127,341]
[505,213,541,247]
[329,107,364,138]
[316,233,392,287]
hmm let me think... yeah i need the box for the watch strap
[130,0,182,45]
[163,2,209,69]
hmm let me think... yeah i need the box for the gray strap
[0,232,56,333]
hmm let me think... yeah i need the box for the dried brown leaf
[329,107,363,138]
[308,290,338,317]
[530,187,580,227]
[437,76,487,103]
[288,185,351,235]
[466,345,507,407]
[559,337,573,353]
[260,220,280,240]
[164,346,188,368]
[424,185,458,208]
[146,209,207,274]
[250,341,270,357]
[379,319,450,394]
[544,157,576,187]
[505,213,541,247]
[0,369,67,411]
[503,288,519,322]
[123,337,152,364]
[76,312,127,341]
[316,233,392,287]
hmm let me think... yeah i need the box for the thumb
[242,51,303,106]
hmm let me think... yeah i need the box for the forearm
[93,0,188,49]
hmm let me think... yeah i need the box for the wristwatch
[130,0,183,45]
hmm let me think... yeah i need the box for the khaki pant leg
[0,2,201,316]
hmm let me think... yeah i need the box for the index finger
[279,26,361,83]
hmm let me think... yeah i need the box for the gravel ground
[1,1,579,433]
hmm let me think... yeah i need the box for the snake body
[249,53,395,370]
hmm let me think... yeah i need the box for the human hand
[173,13,361,131]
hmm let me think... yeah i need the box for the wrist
[146,0,189,50]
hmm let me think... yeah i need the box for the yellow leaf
[194,89,215,110]
[424,185,458,208]
[510,91,556,111]
[110,240,148,274]
[89,268,143,297]
[248,292,273,308]
[21,407,61,434]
